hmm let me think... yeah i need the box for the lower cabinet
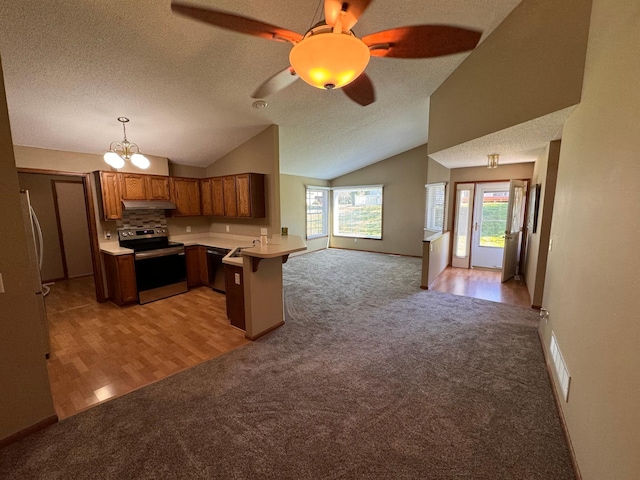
[185,246,208,288]
[104,253,138,306]
[224,264,245,330]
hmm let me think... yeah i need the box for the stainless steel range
[118,228,187,304]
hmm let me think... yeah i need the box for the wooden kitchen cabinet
[185,245,208,288]
[222,176,238,217]
[98,171,123,220]
[200,178,214,216]
[145,175,170,200]
[120,173,147,200]
[236,173,266,218]
[104,253,137,306]
[212,177,225,216]
[224,264,245,330]
[171,177,201,216]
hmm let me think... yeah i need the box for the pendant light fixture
[487,154,500,169]
[104,117,150,170]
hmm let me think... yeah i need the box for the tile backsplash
[117,210,167,229]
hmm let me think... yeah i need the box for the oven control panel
[118,228,168,240]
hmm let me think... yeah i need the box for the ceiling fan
[171,0,482,106]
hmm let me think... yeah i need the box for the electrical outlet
[0,273,4,293]
[234,273,241,285]
[226,225,230,232]
[105,231,111,240]
[354,238,358,243]
[186,226,191,233]
[260,228,268,235]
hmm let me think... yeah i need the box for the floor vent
[550,332,571,402]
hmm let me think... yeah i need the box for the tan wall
[539,1,640,478]
[421,232,450,288]
[0,57,55,441]
[205,125,280,237]
[280,174,330,254]
[13,145,169,176]
[447,163,534,231]
[427,0,592,154]
[330,144,428,257]
[168,163,207,178]
[523,141,560,307]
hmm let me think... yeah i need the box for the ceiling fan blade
[342,73,375,106]
[251,67,299,98]
[171,2,303,44]
[324,0,373,30]
[363,25,482,58]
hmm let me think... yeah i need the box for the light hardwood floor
[429,267,532,308]
[44,276,249,419]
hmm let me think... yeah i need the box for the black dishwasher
[206,247,230,293]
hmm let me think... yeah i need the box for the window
[332,185,383,239]
[425,182,446,233]
[306,186,329,239]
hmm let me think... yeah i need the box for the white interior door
[452,183,475,269]
[471,182,510,269]
[501,180,527,282]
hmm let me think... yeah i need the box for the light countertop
[100,233,307,266]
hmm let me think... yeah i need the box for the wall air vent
[550,332,571,402]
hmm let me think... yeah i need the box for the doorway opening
[451,179,529,285]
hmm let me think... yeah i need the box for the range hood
[122,200,177,211]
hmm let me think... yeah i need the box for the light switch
[548,238,553,252]
[234,273,241,285]
[186,226,192,233]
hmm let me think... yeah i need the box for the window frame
[305,186,330,240]
[332,185,384,240]
[424,182,447,234]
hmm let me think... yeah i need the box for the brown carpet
[0,248,575,479]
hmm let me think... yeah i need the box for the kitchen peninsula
[100,233,306,340]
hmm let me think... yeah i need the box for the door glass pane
[480,191,509,248]
[510,186,525,233]
[454,189,471,257]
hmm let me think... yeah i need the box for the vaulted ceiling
[0,1,525,179]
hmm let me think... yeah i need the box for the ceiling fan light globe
[104,151,125,169]
[290,32,370,90]
[131,153,150,169]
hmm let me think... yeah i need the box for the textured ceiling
[429,107,576,168]
[0,0,525,179]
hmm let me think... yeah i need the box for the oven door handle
[134,247,185,260]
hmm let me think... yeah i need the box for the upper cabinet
[171,177,201,216]
[146,175,170,200]
[199,173,265,218]
[200,178,214,216]
[236,173,266,218]
[222,175,238,217]
[212,177,225,216]
[98,171,123,220]
[120,173,147,200]
[97,171,264,220]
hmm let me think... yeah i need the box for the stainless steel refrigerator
[20,190,51,358]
